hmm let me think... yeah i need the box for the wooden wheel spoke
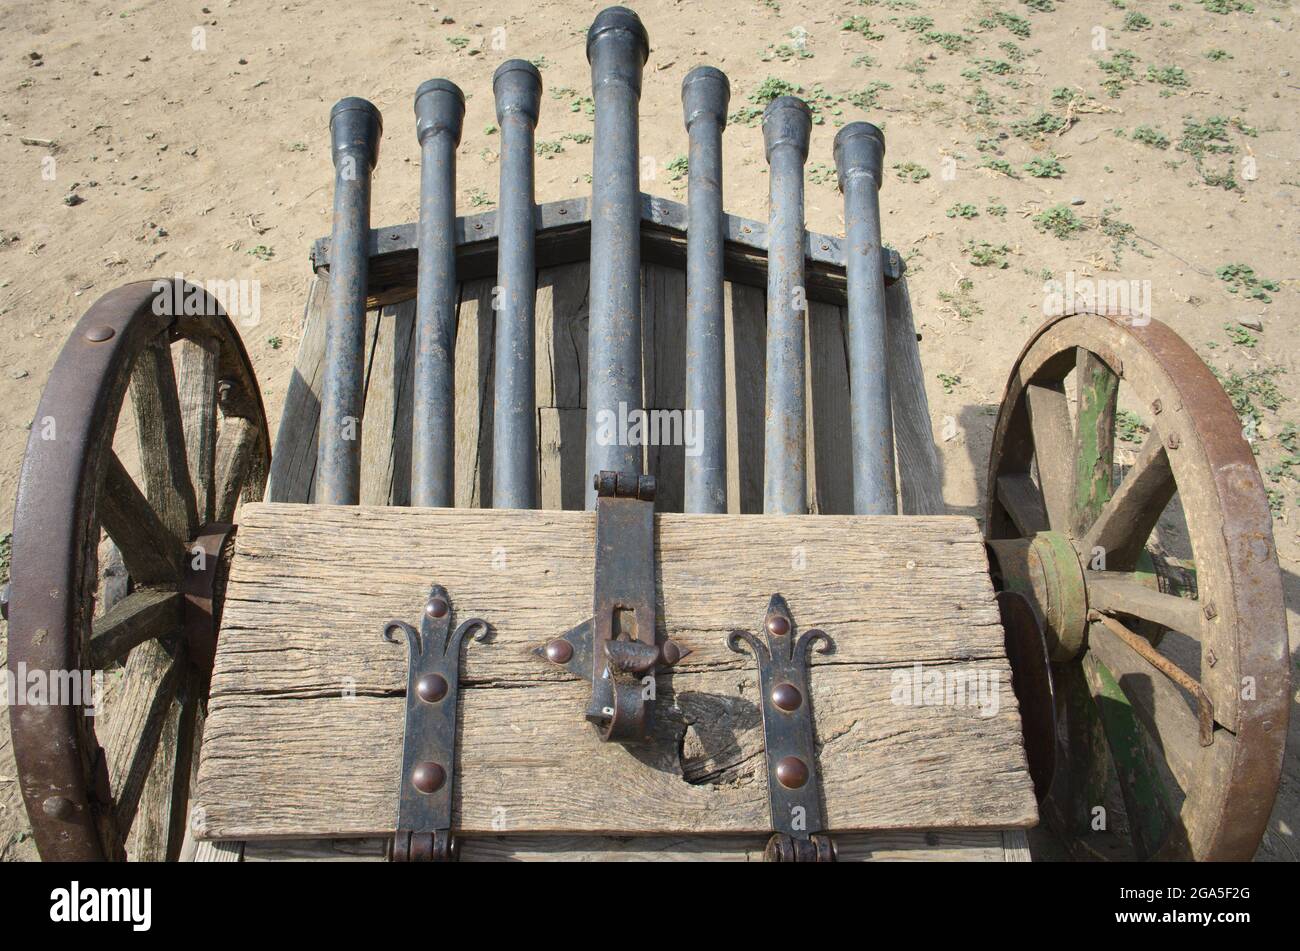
[1071,350,1119,538]
[214,416,260,523]
[1087,623,1205,798]
[1086,571,1203,636]
[89,587,183,669]
[99,452,186,584]
[1080,652,1175,860]
[1025,382,1074,532]
[177,338,220,524]
[996,473,1048,536]
[1050,663,1113,844]
[102,640,187,844]
[1080,433,1176,569]
[130,339,200,542]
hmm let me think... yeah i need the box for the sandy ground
[0,0,1297,860]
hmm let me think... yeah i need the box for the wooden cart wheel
[7,280,269,861]
[985,309,1288,860]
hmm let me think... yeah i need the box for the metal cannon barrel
[319,97,382,505]
[681,66,730,514]
[412,79,466,508]
[491,60,543,510]
[835,122,898,514]
[583,6,649,508]
[761,96,812,515]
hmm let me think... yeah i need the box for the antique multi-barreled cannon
[6,7,1288,862]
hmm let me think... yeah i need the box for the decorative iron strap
[383,584,487,862]
[535,471,689,745]
[729,594,836,862]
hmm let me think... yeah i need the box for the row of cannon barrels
[318,6,894,515]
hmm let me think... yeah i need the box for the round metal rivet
[766,614,791,637]
[772,682,802,712]
[85,326,115,342]
[425,597,449,619]
[417,673,448,703]
[661,640,681,665]
[545,639,574,665]
[775,756,809,789]
[412,762,445,794]
[42,796,75,819]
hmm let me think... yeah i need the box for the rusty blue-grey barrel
[491,61,543,510]
[835,122,897,514]
[412,79,465,508]
[761,96,812,515]
[319,97,382,505]
[584,7,649,509]
[681,66,730,514]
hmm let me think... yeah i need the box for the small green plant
[1023,0,1054,10]
[535,140,565,157]
[922,31,970,52]
[999,40,1027,61]
[1123,11,1152,29]
[937,278,982,321]
[447,36,470,50]
[267,335,283,350]
[483,123,498,136]
[468,187,494,207]
[946,202,979,219]
[1198,0,1254,12]
[808,162,838,186]
[1011,110,1066,138]
[1224,323,1258,348]
[937,372,962,394]
[248,245,274,261]
[1216,263,1280,303]
[982,157,1018,177]
[287,142,308,152]
[1147,65,1190,87]
[903,14,934,30]
[966,240,1011,268]
[562,131,592,144]
[666,155,688,182]
[986,202,1008,216]
[1131,125,1170,149]
[1033,204,1084,238]
[893,161,930,182]
[967,86,997,114]
[729,76,799,125]
[848,81,892,109]
[1023,154,1066,177]
[1097,49,1139,97]
[842,15,884,39]
[1116,410,1148,444]
[980,11,1032,37]
[1204,48,1232,60]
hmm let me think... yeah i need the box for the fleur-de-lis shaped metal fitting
[382,584,488,862]
[728,594,834,858]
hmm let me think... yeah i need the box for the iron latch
[383,584,487,862]
[535,471,689,744]
[729,594,836,862]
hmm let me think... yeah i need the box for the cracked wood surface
[196,503,1036,840]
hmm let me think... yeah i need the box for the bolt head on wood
[766,614,791,637]
[84,325,115,342]
[416,673,448,703]
[660,639,681,665]
[775,756,809,789]
[544,638,574,665]
[425,597,449,619]
[412,762,446,795]
[772,682,803,712]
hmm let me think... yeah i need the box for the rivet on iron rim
[1167,432,1180,449]
[84,325,115,342]
[544,638,574,665]
[1151,398,1163,415]
[766,614,791,637]
[425,597,449,619]
[41,795,75,819]
[411,762,446,794]
[775,756,809,789]
[1203,601,1218,620]
[772,682,802,712]
[416,673,449,703]
[660,639,682,665]
[1206,649,1218,668]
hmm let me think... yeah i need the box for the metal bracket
[181,522,236,673]
[383,584,488,862]
[534,471,689,745]
[728,594,836,862]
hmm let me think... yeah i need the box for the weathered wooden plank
[267,274,329,503]
[535,262,588,410]
[807,301,853,515]
[724,282,765,514]
[538,407,585,511]
[454,279,495,508]
[195,503,1035,840]
[213,416,259,523]
[240,829,1013,862]
[885,278,945,516]
[176,336,220,523]
[1002,828,1032,861]
[360,299,417,506]
[130,339,199,540]
[189,839,244,862]
[642,264,687,512]
[98,451,184,584]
